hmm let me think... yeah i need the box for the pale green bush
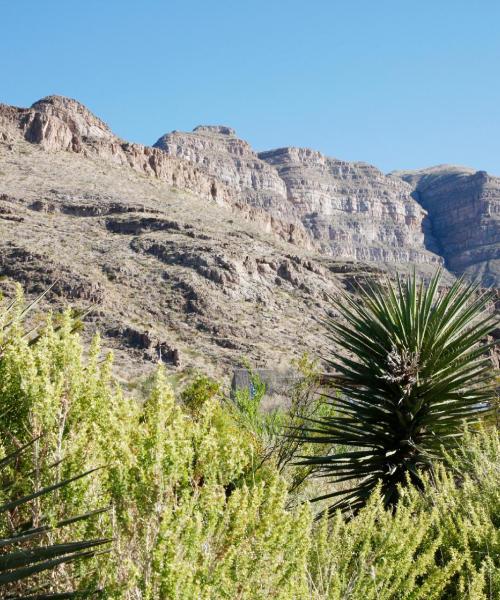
[0,307,310,599]
[307,426,500,599]
[0,297,498,599]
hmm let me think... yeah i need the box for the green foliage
[296,270,498,514]
[0,295,310,599]
[0,289,110,599]
[0,290,498,599]
[180,374,221,414]
[231,367,286,442]
[307,425,500,599]
[0,440,110,599]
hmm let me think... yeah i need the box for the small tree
[296,271,498,515]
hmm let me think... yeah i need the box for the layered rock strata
[0,95,232,204]
[397,166,500,286]
[259,147,440,264]
[155,125,441,265]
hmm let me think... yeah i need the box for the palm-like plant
[0,438,110,599]
[296,271,498,515]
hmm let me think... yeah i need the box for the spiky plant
[0,438,110,599]
[296,270,498,515]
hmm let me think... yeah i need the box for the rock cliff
[0,96,317,249]
[0,135,396,381]
[0,94,498,380]
[154,125,288,212]
[155,125,442,266]
[259,147,440,264]
[0,96,229,203]
[396,165,500,285]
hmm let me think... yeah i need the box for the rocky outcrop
[154,125,319,247]
[1,93,499,385]
[154,125,289,213]
[259,147,441,264]
[0,172,357,379]
[24,96,114,148]
[396,166,500,286]
[156,127,442,266]
[0,97,317,249]
[0,96,232,205]
[3,95,499,286]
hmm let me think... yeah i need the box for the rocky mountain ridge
[0,95,498,380]
[154,124,441,266]
[0,96,314,249]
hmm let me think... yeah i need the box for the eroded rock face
[0,98,493,378]
[0,182,370,381]
[396,166,500,286]
[0,97,317,249]
[0,96,232,206]
[259,147,441,264]
[24,96,114,149]
[155,124,441,265]
[0,96,462,269]
[154,125,288,212]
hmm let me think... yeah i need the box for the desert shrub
[0,297,311,599]
[181,374,221,414]
[0,292,498,599]
[307,426,500,599]
[230,358,339,504]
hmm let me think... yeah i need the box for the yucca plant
[0,438,111,599]
[296,270,498,515]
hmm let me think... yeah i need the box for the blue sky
[1,0,499,174]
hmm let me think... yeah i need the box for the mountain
[154,125,441,265]
[395,165,500,286]
[0,96,497,379]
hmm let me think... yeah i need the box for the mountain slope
[0,95,496,379]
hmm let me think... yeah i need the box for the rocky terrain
[396,165,500,287]
[155,125,441,265]
[0,95,497,381]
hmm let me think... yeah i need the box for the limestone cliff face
[156,127,441,265]
[259,147,440,264]
[153,125,314,246]
[396,166,500,285]
[4,95,499,281]
[0,96,315,248]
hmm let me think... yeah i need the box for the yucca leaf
[294,270,498,515]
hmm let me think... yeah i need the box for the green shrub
[0,298,310,599]
[0,292,498,599]
[307,426,500,599]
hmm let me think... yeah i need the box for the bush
[0,301,310,598]
[0,293,498,599]
[307,426,500,599]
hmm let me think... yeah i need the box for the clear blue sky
[1,0,499,174]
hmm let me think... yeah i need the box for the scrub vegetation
[0,274,498,599]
